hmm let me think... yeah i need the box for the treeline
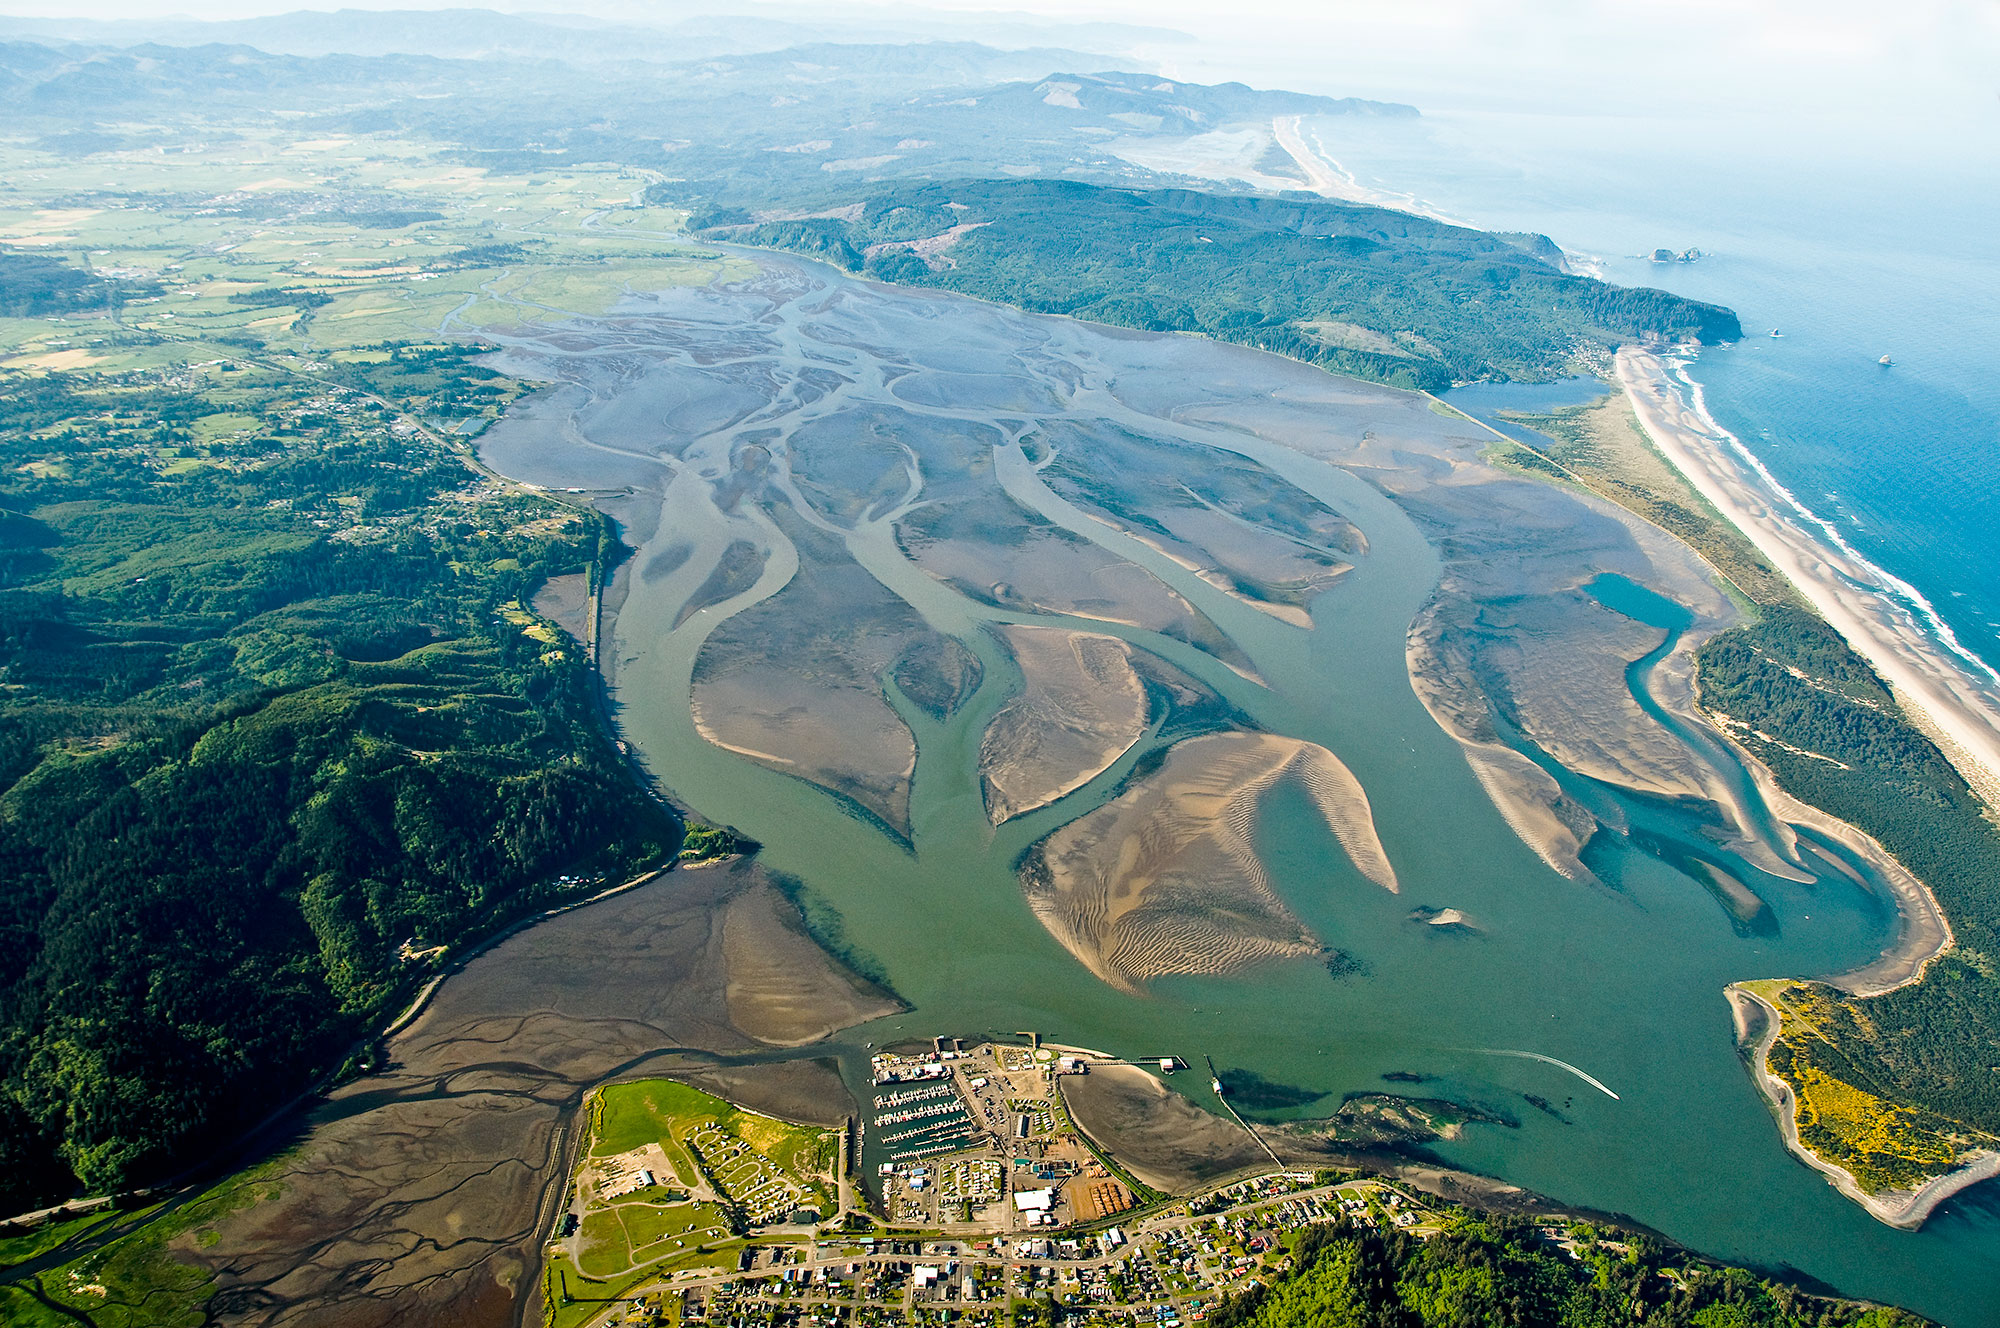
[0,249,155,318]
[697,179,1741,389]
[1202,1212,1925,1328]
[0,355,677,1211]
[1696,606,2000,1133]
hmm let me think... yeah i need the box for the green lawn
[623,1202,732,1270]
[593,1079,830,1177]
[576,1208,633,1279]
[546,1242,742,1328]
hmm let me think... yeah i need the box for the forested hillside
[0,349,677,1210]
[701,180,1741,389]
[1200,1211,1925,1328]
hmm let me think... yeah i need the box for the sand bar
[980,625,1150,825]
[1021,731,1397,992]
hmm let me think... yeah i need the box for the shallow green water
[479,256,2000,1323]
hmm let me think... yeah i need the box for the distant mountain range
[0,34,1413,196]
[0,5,1183,65]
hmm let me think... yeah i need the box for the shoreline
[1270,115,1460,224]
[1726,748,1952,997]
[1619,343,2000,1227]
[1616,346,2000,812]
[1725,985,2000,1228]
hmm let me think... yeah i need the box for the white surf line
[1471,1049,1621,1100]
[1669,360,2000,691]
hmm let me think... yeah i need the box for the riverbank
[1725,984,2000,1229]
[1616,346,2000,812]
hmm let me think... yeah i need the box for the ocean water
[1303,107,2000,685]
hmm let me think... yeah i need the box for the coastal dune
[1618,346,2000,810]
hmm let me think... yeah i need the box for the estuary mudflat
[471,251,2000,1324]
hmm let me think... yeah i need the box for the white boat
[1769,329,1783,338]
[1879,355,1894,367]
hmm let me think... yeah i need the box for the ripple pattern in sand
[1021,731,1398,991]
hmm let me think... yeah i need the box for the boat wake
[1470,1048,1621,1100]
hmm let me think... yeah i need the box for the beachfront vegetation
[702,180,1741,391]
[1495,386,2000,1189]
[0,351,679,1211]
[1206,1210,1930,1328]
[1697,607,2000,1153]
[1751,982,1977,1194]
[1495,395,1802,609]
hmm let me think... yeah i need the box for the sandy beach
[1617,346,2000,812]
[1631,341,1998,1229]
[1271,115,1457,222]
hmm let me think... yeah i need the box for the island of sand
[980,625,1150,824]
[691,515,934,838]
[1020,731,1398,992]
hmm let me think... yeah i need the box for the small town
[544,1039,1473,1328]
[568,1167,1450,1328]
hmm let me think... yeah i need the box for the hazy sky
[1,0,1993,123]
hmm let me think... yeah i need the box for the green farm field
[0,129,753,369]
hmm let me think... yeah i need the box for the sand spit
[1021,731,1397,992]
[981,625,1150,824]
[1728,746,1952,997]
[690,516,934,837]
[1064,1058,1664,1230]
[1618,348,1987,1223]
[1270,115,1457,222]
[1476,591,1760,829]
[1618,346,2000,810]
[692,670,916,828]
[722,878,903,1046]
[1124,524,1323,628]
[1726,985,2000,1229]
